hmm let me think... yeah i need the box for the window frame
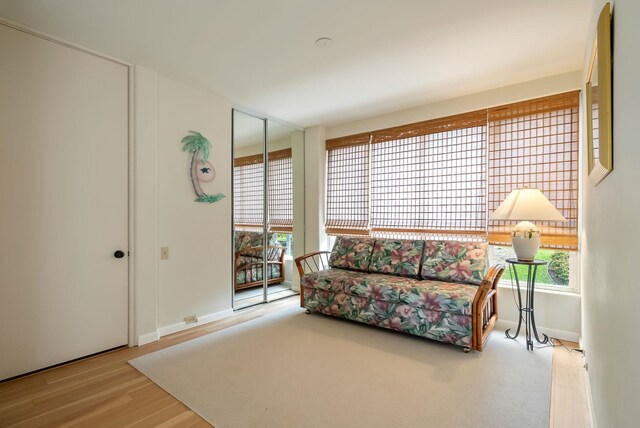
[489,245,579,293]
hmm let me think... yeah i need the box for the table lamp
[489,188,566,261]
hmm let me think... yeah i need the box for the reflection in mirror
[232,110,267,309]
[232,110,305,308]
[590,60,600,165]
[267,120,305,300]
[586,2,612,185]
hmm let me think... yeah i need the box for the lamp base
[511,221,541,261]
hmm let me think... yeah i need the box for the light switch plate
[161,247,169,260]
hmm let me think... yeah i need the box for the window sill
[497,280,579,296]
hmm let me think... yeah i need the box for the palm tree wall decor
[181,131,225,203]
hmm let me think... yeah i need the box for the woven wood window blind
[267,148,293,233]
[369,111,487,236]
[234,153,264,231]
[325,133,371,235]
[234,149,294,232]
[488,91,580,250]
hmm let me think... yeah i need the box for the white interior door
[0,24,129,380]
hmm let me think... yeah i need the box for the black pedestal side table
[505,258,549,351]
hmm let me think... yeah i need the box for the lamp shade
[489,188,566,222]
[490,188,566,261]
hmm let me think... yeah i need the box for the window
[325,133,370,236]
[324,91,580,288]
[369,111,486,237]
[487,92,579,250]
[489,246,575,290]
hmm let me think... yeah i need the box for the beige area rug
[130,306,552,428]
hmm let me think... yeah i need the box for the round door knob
[114,250,125,259]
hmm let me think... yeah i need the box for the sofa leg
[463,347,471,353]
[305,309,311,314]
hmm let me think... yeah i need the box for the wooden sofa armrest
[477,264,505,294]
[471,264,505,352]
[294,251,332,277]
[295,251,331,308]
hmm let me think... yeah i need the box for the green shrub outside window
[492,246,570,287]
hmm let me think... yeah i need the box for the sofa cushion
[420,240,487,285]
[328,236,376,272]
[347,273,418,302]
[399,279,478,316]
[235,231,277,252]
[301,268,365,294]
[368,239,425,278]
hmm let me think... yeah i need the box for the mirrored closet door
[232,109,304,309]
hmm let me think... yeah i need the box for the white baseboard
[157,308,234,338]
[137,331,159,346]
[495,319,580,343]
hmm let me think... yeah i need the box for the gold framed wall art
[586,2,612,186]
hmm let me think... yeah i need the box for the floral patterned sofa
[295,237,504,351]
[234,231,286,291]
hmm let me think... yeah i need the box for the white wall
[496,286,581,342]
[291,130,305,290]
[304,126,328,253]
[156,75,232,329]
[234,136,291,158]
[326,71,581,139]
[320,73,584,340]
[581,0,640,426]
[135,68,233,342]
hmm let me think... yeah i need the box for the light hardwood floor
[0,297,591,427]
[550,338,593,428]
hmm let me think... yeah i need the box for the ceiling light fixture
[315,37,333,48]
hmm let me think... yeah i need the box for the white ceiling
[0,0,592,128]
